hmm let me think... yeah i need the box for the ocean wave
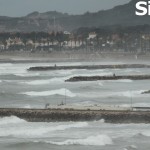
[46,134,112,146]
[79,90,145,99]
[22,88,76,97]
[98,90,145,98]
[0,122,88,137]
[52,122,88,131]
[123,145,137,150]
[15,73,40,77]
[24,78,64,85]
[112,79,133,83]
[75,72,113,77]
[93,119,105,123]
[0,63,13,67]
[141,131,150,137]
[98,82,104,86]
[115,90,145,97]
[0,116,26,125]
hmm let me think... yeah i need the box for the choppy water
[0,61,150,150]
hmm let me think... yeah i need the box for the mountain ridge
[0,0,149,32]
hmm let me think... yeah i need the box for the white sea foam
[98,82,104,86]
[56,70,73,75]
[25,78,64,85]
[46,134,112,146]
[115,90,145,97]
[0,122,88,137]
[79,90,145,99]
[141,131,150,137]
[23,105,31,108]
[77,72,113,77]
[15,72,40,77]
[94,119,105,123]
[137,103,150,107]
[0,63,13,67]
[0,116,26,125]
[22,88,76,97]
[115,79,133,83]
[124,145,137,150]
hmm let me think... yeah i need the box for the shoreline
[1,51,150,63]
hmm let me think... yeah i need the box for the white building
[88,32,97,40]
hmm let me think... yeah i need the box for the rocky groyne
[142,90,150,94]
[28,64,150,71]
[66,75,150,82]
[0,108,150,123]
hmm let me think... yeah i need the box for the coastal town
[0,25,150,53]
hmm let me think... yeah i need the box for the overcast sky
[0,0,131,17]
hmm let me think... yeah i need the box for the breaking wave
[0,63,13,67]
[15,73,40,77]
[0,116,26,125]
[25,78,64,85]
[107,90,144,98]
[141,131,150,137]
[46,134,112,146]
[123,145,137,150]
[22,88,76,97]
[115,90,145,97]
[114,79,133,83]
[0,122,88,137]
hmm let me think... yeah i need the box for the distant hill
[0,0,150,32]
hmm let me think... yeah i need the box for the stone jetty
[28,64,150,71]
[66,75,150,82]
[142,90,150,94]
[0,108,150,123]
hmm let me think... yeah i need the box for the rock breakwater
[66,75,150,82]
[28,64,150,71]
[0,108,150,123]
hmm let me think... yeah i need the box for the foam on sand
[22,88,76,97]
[47,134,112,146]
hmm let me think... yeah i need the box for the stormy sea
[0,61,150,150]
